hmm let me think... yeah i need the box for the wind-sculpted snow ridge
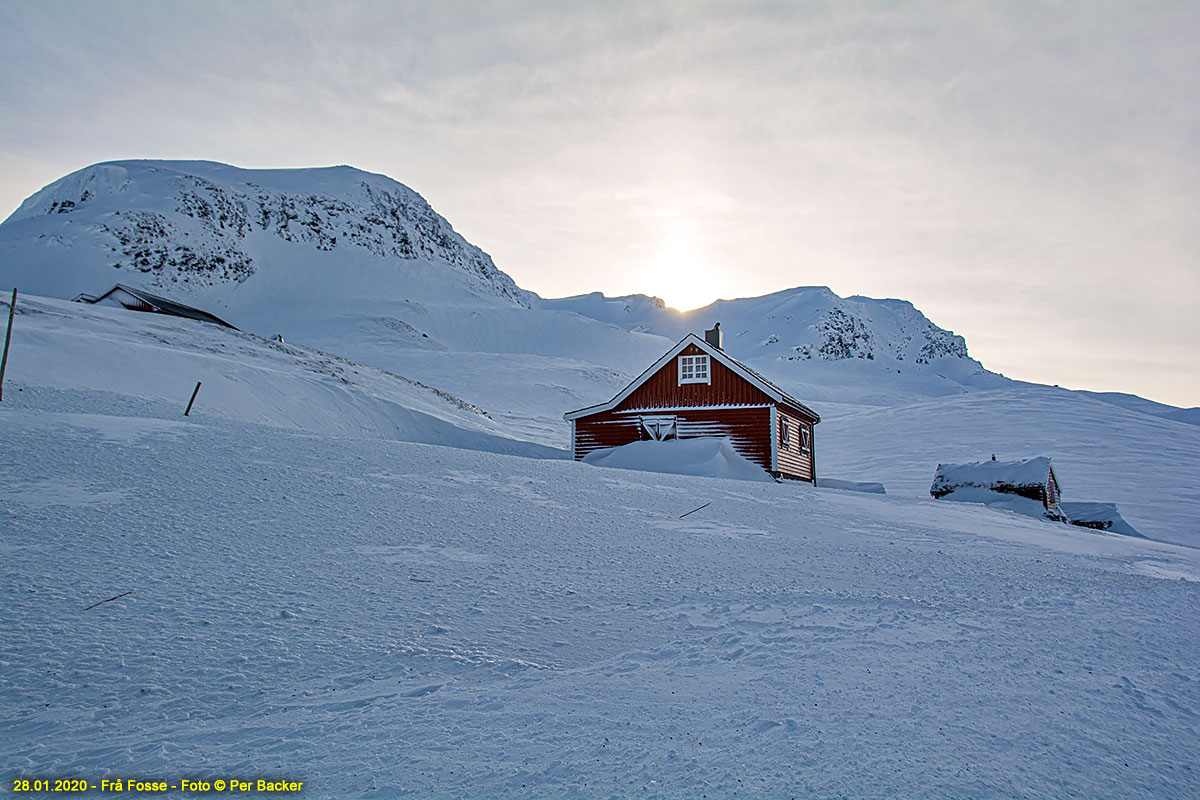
[0,294,559,458]
[2,160,528,306]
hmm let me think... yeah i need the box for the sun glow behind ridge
[639,229,733,312]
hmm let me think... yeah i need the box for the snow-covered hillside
[541,290,1200,546]
[2,160,1195,548]
[817,387,1200,548]
[0,294,560,458]
[4,383,1199,798]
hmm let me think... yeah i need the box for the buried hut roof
[931,457,1059,498]
[77,284,238,329]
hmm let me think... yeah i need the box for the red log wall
[616,344,774,411]
[776,405,815,482]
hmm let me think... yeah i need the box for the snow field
[818,387,1200,548]
[4,384,1199,799]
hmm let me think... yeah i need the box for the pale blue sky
[2,1,1197,406]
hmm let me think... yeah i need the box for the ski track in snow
[3,390,1199,799]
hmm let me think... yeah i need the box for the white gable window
[678,354,711,385]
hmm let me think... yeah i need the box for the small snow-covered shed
[931,457,1063,517]
[564,325,821,482]
[75,284,237,329]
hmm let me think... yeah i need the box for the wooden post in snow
[0,288,15,402]
[184,381,202,416]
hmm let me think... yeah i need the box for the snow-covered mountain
[1,159,528,308]
[0,160,674,442]
[0,160,1014,419]
[546,288,975,368]
[542,288,1014,404]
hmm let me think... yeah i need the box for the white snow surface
[4,382,1200,798]
[1061,502,1144,538]
[815,478,887,494]
[1,157,1199,794]
[817,388,1200,548]
[582,438,776,483]
[934,486,1061,523]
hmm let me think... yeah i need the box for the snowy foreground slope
[4,383,1200,799]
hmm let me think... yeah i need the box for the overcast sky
[2,1,1197,406]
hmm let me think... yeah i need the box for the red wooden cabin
[565,325,821,482]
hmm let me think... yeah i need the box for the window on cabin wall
[640,415,677,441]
[678,354,710,385]
[779,417,790,449]
[800,424,811,452]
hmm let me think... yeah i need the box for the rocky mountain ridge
[543,286,981,375]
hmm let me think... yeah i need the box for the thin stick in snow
[0,287,15,402]
[184,381,201,416]
[82,590,133,611]
[679,502,711,519]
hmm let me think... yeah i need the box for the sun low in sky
[638,226,740,312]
[0,1,1196,406]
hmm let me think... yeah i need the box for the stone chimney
[704,322,723,350]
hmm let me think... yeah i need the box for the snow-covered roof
[931,457,1058,496]
[82,284,239,329]
[564,333,820,422]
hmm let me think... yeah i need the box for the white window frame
[678,354,711,385]
[779,417,791,449]
[800,424,811,452]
